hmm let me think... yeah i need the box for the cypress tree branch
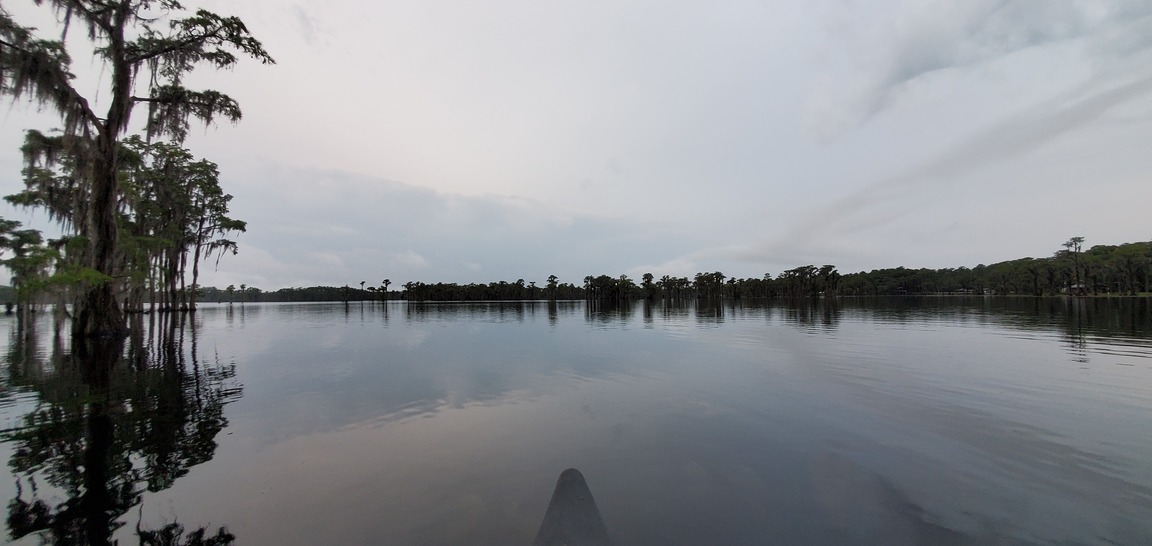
[0,20,102,135]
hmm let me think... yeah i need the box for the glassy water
[1,298,1150,545]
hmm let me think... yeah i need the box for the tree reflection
[695,299,725,324]
[2,314,241,545]
[585,299,633,325]
[136,521,236,546]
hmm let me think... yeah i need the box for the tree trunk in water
[178,244,189,311]
[190,234,204,311]
[166,249,179,311]
[73,4,131,339]
[73,126,126,338]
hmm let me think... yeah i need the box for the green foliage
[39,264,113,288]
[0,217,56,301]
[5,129,247,313]
[2,1,271,335]
[835,238,1152,296]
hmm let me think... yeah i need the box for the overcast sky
[3,0,1151,290]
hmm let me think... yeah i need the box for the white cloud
[290,3,324,45]
[393,250,429,269]
[309,252,344,268]
[807,0,1152,136]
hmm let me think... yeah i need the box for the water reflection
[837,296,1151,332]
[775,299,842,333]
[1,314,240,545]
[694,299,725,325]
[659,299,691,322]
[2,298,1149,545]
[585,300,634,326]
[400,301,583,324]
[837,296,1152,362]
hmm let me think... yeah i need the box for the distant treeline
[187,238,1150,304]
[835,239,1149,297]
[200,285,385,303]
[198,277,585,303]
[570,239,1148,300]
[397,277,585,301]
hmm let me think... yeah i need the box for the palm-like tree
[546,275,559,300]
[1063,237,1085,293]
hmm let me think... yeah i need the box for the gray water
[1,298,1150,545]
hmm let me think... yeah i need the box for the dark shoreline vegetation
[176,237,1151,305]
[4,238,1150,312]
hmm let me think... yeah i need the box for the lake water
[1,297,1150,545]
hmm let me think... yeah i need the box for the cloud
[730,73,1152,271]
[292,4,319,44]
[809,0,1152,136]
[195,160,702,289]
[826,75,1151,229]
[308,252,344,268]
[392,250,428,268]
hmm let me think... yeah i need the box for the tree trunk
[149,255,158,313]
[166,247,180,311]
[73,3,132,339]
[189,211,209,311]
[178,241,189,311]
[73,134,126,337]
[190,238,203,311]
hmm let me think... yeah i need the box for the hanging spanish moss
[0,1,273,338]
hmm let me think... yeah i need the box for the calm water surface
[1,298,1150,545]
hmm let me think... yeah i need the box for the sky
[2,0,1151,290]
